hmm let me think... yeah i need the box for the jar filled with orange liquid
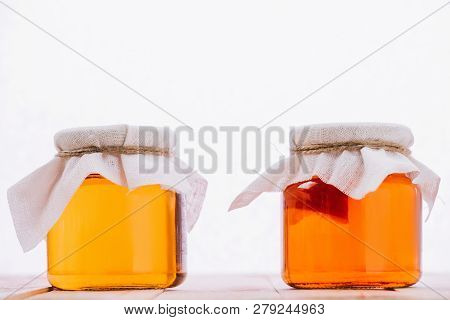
[230,123,440,289]
[283,173,421,288]
[8,125,207,290]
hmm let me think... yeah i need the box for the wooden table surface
[1,274,449,300]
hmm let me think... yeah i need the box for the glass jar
[282,173,421,289]
[47,174,186,290]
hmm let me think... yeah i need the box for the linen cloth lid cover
[55,125,174,152]
[229,122,440,216]
[8,124,208,251]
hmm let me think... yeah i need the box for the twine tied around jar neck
[291,140,411,156]
[56,146,172,158]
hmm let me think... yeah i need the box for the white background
[0,0,449,276]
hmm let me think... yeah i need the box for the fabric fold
[229,123,440,217]
[8,125,207,252]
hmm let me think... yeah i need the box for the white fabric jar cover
[229,123,440,216]
[8,124,208,252]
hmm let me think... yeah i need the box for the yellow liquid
[47,175,185,290]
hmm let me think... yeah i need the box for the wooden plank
[29,288,164,300]
[0,275,50,290]
[401,274,450,300]
[0,275,51,300]
[0,275,163,300]
[1,274,449,300]
[269,274,450,300]
[156,275,280,300]
[269,276,365,300]
[2,288,52,300]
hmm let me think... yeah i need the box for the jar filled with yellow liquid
[8,125,207,290]
[47,174,186,290]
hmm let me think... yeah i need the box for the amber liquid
[47,175,185,290]
[283,174,422,289]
